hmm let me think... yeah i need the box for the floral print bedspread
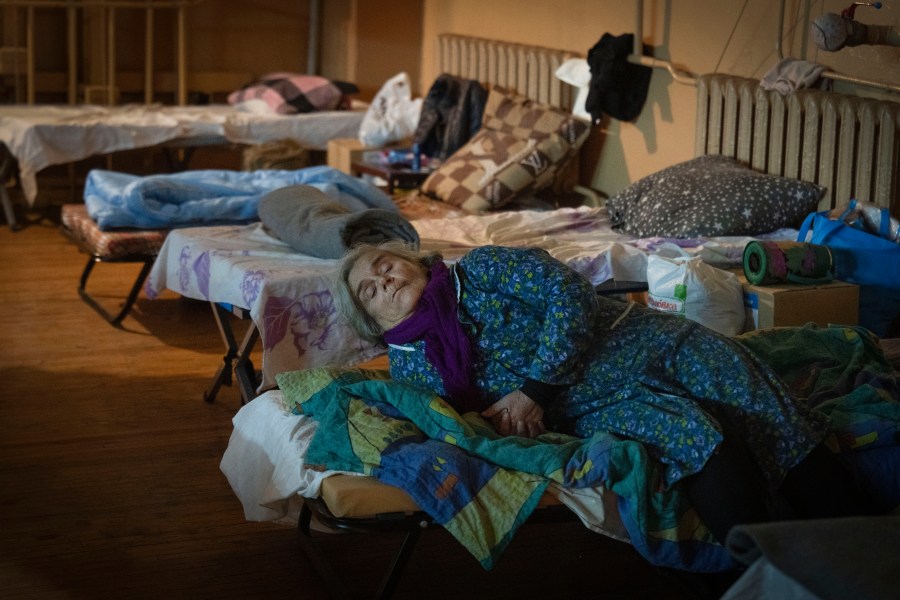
[145,206,780,390]
[145,223,386,390]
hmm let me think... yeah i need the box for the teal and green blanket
[738,324,900,454]
[277,324,899,573]
[278,368,731,572]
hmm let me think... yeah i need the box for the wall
[0,0,314,103]
[321,0,424,100]
[186,0,312,98]
[418,0,899,198]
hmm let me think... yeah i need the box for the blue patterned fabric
[388,245,830,488]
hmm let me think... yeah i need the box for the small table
[351,160,433,193]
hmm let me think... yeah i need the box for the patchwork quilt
[277,367,733,572]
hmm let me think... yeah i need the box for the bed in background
[0,101,365,230]
[59,164,387,331]
[145,205,770,402]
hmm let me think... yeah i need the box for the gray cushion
[258,185,419,259]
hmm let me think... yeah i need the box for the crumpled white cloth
[760,58,828,94]
[555,58,592,122]
[220,389,355,522]
[0,104,364,206]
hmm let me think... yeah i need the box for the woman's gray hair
[333,240,444,344]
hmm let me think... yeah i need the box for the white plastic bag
[358,72,423,147]
[554,58,592,122]
[646,255,746,336]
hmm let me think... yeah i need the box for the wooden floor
[0,214,720,600]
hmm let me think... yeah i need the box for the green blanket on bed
[738,324,900,452]
[277,367,731,572]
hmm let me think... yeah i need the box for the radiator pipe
[629,0,696,85]
[780,0,900,94]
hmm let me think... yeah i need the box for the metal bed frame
[204,302,259,405]
[59,204,168,326]
[296,493,579,600]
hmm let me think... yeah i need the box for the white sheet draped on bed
[0,103,365,206]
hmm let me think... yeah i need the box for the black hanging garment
[412,74,488,160]
[584,33,653,123]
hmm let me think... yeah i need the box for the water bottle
[411,143,421,171]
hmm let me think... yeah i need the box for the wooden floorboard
[0,216,715,599]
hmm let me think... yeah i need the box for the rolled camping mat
[742,241,834,285]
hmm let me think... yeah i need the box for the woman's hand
[482,390,545,438]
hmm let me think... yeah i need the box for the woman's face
[347,249,428,331]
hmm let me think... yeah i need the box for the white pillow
[219,389,356,522]
[358,72,423,147]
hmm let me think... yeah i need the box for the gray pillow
[605,155,824,238]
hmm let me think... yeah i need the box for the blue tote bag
[797,201,900,291]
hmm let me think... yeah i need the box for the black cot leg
[1,186,18,231]
[1,144,20,231]
[233,322,260,405]
[374,528,422,600]
[296,499,428,600]
[77,256,154,327]
[204,302,239,403]
[297,503,354,600]
[204,302,260,404]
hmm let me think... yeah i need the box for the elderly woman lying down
[334,242,887,546]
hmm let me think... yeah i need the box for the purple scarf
[383,261,481,412]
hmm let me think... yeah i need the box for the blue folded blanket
[84,165,396,230]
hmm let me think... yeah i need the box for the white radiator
[695,74,899,215]
[437,33,579,111]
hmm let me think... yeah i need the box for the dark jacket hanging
[585,33,653,123]
[413,74,488,160]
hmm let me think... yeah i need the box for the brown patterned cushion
[420,87,590,211]
[61,204,168,260]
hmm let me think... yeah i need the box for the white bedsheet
[0,103,364,206]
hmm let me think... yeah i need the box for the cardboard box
[736,273,859,331]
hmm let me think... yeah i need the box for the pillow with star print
[604,154,824,238]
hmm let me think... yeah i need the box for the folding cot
[59,203,168,326]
